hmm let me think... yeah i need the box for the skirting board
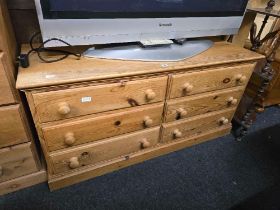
[0,170,47,196]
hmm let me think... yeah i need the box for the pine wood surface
[32,76,168,123]
[161,108,235,142]
[0,0,17,69]
[50,127,160,174]
[0,142,39,183]
[168,63,255,99]
[0,104,29,148]
[42,103,164,152]
[164,87,245,123]
[48,126,231,190]
[0,0,44,195]
[0,169,47,196]
[231,11,257,47]
[16,43,264,89]
[0,53,16,105]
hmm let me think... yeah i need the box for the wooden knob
[140,138,151,149]
[227,97,238,106]
[58,102,71,115]
[69,157,80,169]
[0,166,3,177]
[219,117,229,125]
[145,89,156,101]
[64,132,76,146]
[143,116,153,128]
[235,74,247,84]
[177,108,188,119]
[183,83,193,93]
[173,129,183,139]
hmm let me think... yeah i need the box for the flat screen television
[35,0,249,47]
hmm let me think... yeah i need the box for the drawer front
[43,103,164,152]
[33,76,168,123]
[165,87,244,123]
[0,105,29,148]
[50,127,160,174]
[0,143,38,183]
[0,53,15,105]
[169,64,254,99]
[161,108,235,142]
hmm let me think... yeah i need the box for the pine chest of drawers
[16,43,264,191]
[0,0,46,195]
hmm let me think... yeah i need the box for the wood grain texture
[0,1,19,105]
[0,170,46,196]
[50,127,160,174]
[0,53,16,105]
[0,142,38,183]
[48,126,231,190]
[231,11,257,47]
[169,64,255,99]
[25,91,52,164]
[32,76,167,123]
[42,103,164,152]
[0,104,29,148]
[16,43,264,89]
[165,87,245,122]
[161,108,235,142]
[0,0,17,66]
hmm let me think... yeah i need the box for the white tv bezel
[34,0,245,47]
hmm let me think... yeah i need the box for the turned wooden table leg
[234,31,280,141]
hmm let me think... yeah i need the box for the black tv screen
[40,0,248,19]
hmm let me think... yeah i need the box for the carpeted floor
[1,107,280,210]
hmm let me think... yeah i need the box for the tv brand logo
[159,23,173,27]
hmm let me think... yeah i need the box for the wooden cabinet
[16,42,263,191]
[0,0,46,196]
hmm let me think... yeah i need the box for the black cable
[19,32,81,68]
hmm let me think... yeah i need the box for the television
[34,0,249,47]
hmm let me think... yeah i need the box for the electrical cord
[19,32,81,68]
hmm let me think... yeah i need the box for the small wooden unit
[16,42,264,190]
[0,0,46,195]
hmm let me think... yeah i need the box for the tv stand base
[83,40,213,62]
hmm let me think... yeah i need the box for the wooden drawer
[161,108,235,142]
[42,103,164,152]
[32,76,168,123]
[0,142,38,183]
[0,53,15,105]
[50,127,160,174]
[165,87,244,123]
[0,104,29,148]
[169,64,254,99]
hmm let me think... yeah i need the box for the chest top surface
[16,42,264,90]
